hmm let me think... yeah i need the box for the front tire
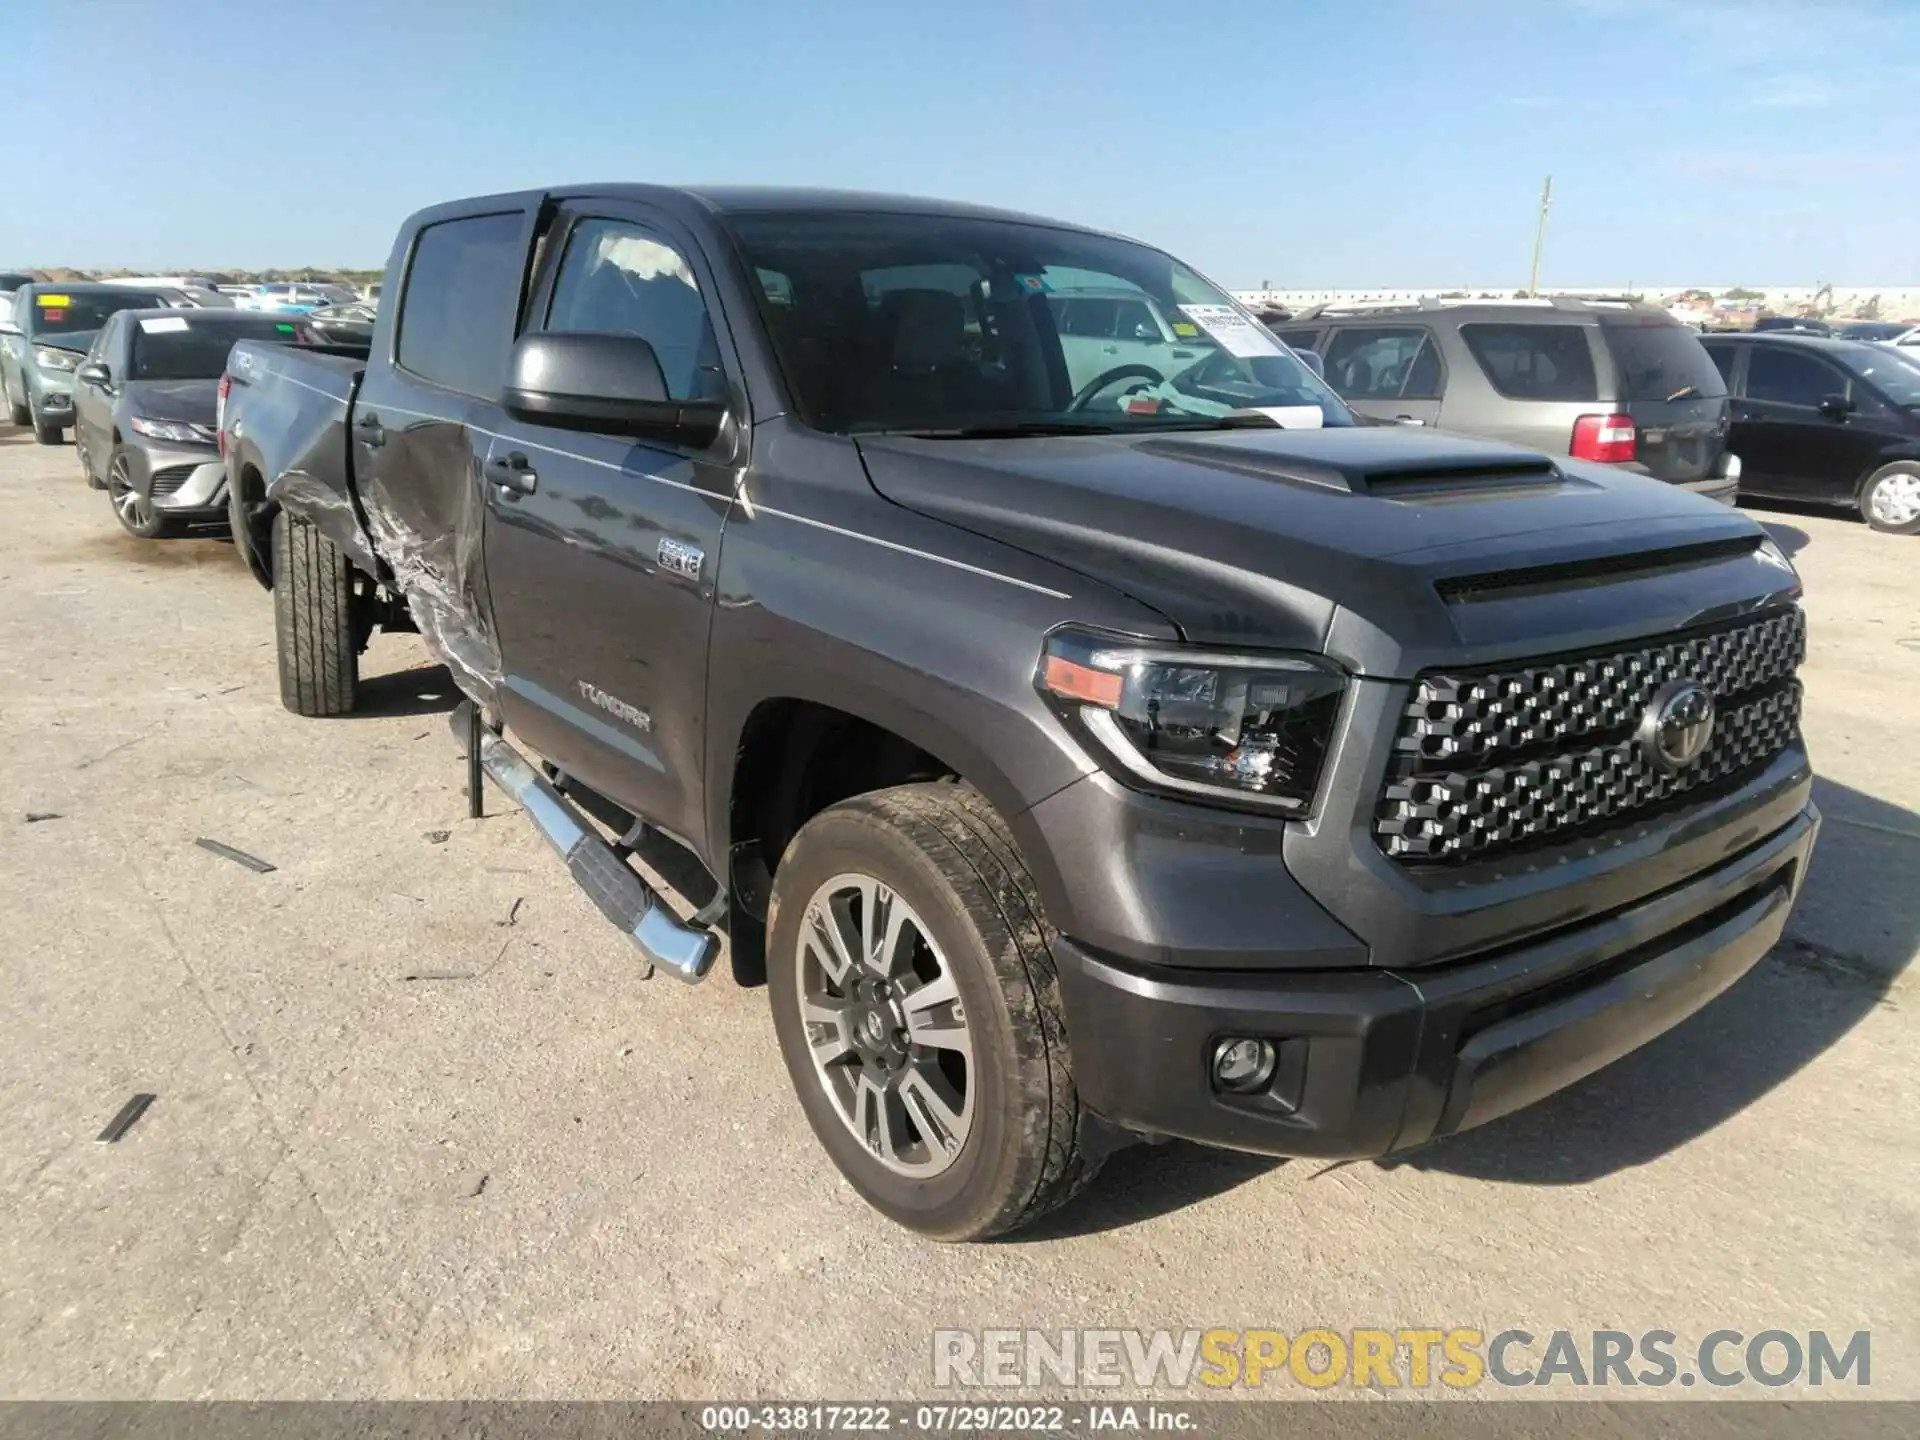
[1860,461,1920,535]
[106,451,173,539]
[272,508,358,715]
[5,374,26,427]
[31,404,62,445]
[768,782,1098,1240]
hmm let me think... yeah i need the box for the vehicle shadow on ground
[1386,773,1914,1186]
[351,662,463,719]
[1006,1142,1286,1243]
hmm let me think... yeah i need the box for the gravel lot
[0,427,1915,1402]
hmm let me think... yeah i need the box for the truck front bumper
[1054,800,1816,1159]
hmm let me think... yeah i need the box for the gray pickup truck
[218,185,1818,1240]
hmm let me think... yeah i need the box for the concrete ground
[0,428,1914,1402]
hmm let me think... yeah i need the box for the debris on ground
[424,828,451,844]
[194,838,277,874]
[495,897,524,927]
[96,1093,157,1143]
[24,812,63,824]
[458,1171,489,1199]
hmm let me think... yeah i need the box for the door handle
[1394,415,1427,425]
[355,411,386,448]
[488,451,538,496]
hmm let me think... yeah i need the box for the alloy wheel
[795,872,974,1179]
[108,455,155,534]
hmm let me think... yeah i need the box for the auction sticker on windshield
[139,317,190,335]
[1179,303,1284,358]
[36,294,71,307]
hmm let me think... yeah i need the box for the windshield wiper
[1665,385,1702,402]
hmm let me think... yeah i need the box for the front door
[72,313,123,469]
[1733,342,1857,500]
[351,202,542,704]
[481,204,742,851]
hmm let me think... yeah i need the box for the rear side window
[1460,323,1598,402]
[1702,342,1737,387]
[396,211,525,398]
[1276,327,1323,351]
[1322,326,1440,401]
[1602,321,1727,401]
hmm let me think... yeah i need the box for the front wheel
[1860,461,1920,535]
[106,451,174,539]
[5,374,26,427]
[31,405,62,445]
[768,782,1098,1240]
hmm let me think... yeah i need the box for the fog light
[1212,1037,1276,1093]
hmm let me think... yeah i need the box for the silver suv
[1278,297,1740,501]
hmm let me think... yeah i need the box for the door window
[1276,327,1323,352]
[544,218,722,402]
[1702,342,1737,387]
[1460,323,1599,401]
[395,211,527,399]
[1322,326,1440,400]
[1745,346,1843,407]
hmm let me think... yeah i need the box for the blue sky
[8,0,1916,284]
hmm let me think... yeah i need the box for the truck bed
[222,342,378,579]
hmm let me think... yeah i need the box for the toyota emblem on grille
[1639,680,1716,772]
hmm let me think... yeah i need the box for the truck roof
[410,184,1113,241]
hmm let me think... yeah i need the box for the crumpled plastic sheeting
[268,443,503,710]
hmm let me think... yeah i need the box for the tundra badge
[578,681,652,732]
[657,537,704,581]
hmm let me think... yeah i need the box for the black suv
[1280,298,1739,502]
[1701,332,1920,534]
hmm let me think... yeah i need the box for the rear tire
[1859,461,1920,535]
[272,508,358,715]
[768,782,1099,1240]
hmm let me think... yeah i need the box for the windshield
[1601,320,1727,401]
[28,290,166,339]
[1843,342,1920,407]
[726,211,1351,435]
[129,315,312,380]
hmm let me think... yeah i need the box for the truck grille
[1375,607,1805,863]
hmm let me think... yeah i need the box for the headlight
[129,415,204,443]
[1037,628,1346,815]
[32,347,79,372]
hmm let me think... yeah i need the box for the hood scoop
[1133,436,1565,499]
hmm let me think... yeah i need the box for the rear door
[1599,317,1729,481]
[481,202,742,848]
[353,199,542,699]
[1318,324,1443,426]
[1734,342,1860,501]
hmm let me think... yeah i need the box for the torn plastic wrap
[265,422,503,711]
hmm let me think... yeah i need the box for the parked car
[69,309,322,538]
[0,283,169,442]
[1837,321,1908,342]
[303,300,377,346]
[238,282,358,314]
[1700,332,1920,533]
[0,271,34,300]
[1279,297,1739,501]
[1753,315,1832,335]
[220,184,1814,1240]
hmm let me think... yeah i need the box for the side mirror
[76,361,110,387]
[1817,393,1853,420]
[1293,346,1325,378]
[503,331,724,447]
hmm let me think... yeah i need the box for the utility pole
[1526,175,1552,296]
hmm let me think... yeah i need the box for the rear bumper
[1056,800,1816,1158]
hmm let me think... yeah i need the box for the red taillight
[1570,412,1636,464]
[217,374,231,456]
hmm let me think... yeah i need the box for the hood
[855,426,1789,678]
[124,378,217,426]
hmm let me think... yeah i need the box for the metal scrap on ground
[193,837,277,873]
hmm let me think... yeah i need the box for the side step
[451,703,718,984]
